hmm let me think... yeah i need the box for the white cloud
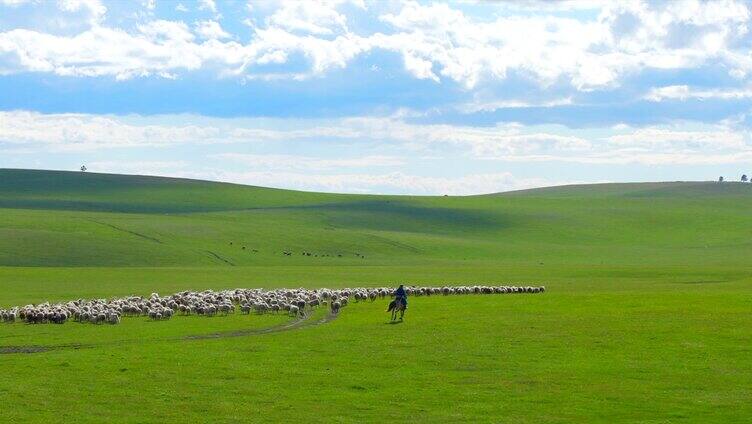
[582,151,752,166]
[197,0,215,13]
[492,1,604,13]
[242,26,371,76]
[57,0,107,25]
[175,169,558,195]
[0,21,249,79]
[69,159,564,195]
[605,127,746,150]
[2,111,749,167]
[212,153,405,171]
[88,160,188,175]
[265,1,349,35]
[0,0,35,6]
[374,0,752,89]
[458,97,573,113]
[644,85,693,101]
[0,110,222,150]
[175,3,187,12]
[325,117,593,157]
[194,20,230,40]
[0,0,749,89]
[645,85,752,101]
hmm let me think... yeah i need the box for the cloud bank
[0,1,750,90]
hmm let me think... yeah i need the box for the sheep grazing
[219,303,233,315]
[0,309,17,323]
[253,302,268,314]
[0,283,545,326]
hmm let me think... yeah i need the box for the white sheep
[2,283,546,326]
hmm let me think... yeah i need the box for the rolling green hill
[1,169,751,423]
[0,168,750,269]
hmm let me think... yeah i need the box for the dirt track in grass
[0,311,340,355]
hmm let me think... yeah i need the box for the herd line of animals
[0,285,546,325]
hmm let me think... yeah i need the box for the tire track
[183,311,338,340]
[205,250,235,266]
[0,311,340,355]
[86,219,163,244]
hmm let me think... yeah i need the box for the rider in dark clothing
[394,284,408,308]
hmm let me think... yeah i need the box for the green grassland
[0,169,750,423]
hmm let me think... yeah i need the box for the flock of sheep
[0,284,545,326]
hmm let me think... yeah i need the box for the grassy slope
[0,169,751,423]
[1,169,751,269]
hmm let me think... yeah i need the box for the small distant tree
[742,174,748,182]
[719,176,724,183]
[80,165,87,172]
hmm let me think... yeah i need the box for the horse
[387,296,406,321]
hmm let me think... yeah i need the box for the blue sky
[1,0,752,194]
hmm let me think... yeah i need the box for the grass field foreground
[0,169,750,423]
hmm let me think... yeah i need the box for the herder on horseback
[387,284,408,321]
